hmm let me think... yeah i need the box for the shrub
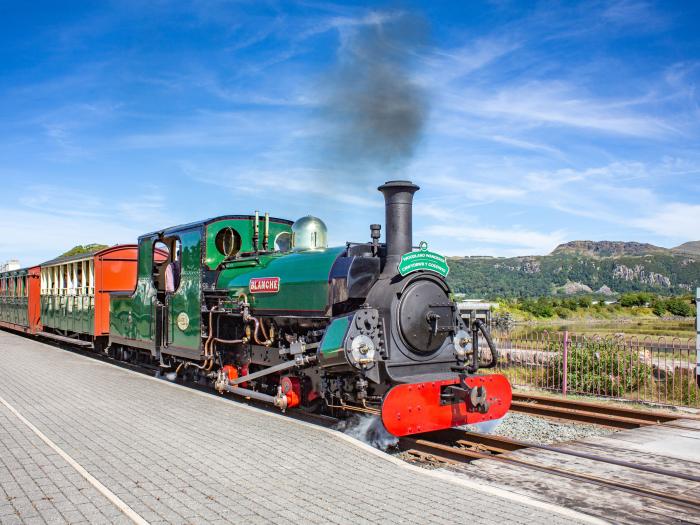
[554,306,570,319]
[519,298,555,318]
[578,296,592,308]
[561,298,579,310]
[651,300,666,316]
[665,298,693,317]
[548,339,653,395]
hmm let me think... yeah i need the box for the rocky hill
[551,240,668,257]
[447,240,700,298]
[672,241,700,256]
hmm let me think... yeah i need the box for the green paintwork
[217,246,344,314]
[204,218,292,271]
[398,241,450,277]
[111,238,158,343]
[0,269,29,327]
[319,315,350,354]
[41,295,94,334]
[109,215,297,354]
[110,227,203,353]
[166,228,202,351]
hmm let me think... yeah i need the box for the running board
[36,331,93,347]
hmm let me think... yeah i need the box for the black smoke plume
[318,11,430,173]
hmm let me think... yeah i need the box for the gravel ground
[460,412,617,444]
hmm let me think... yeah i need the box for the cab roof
[138,214,294,240]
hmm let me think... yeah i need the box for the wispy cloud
[443,82,677,137]
[631,203,700,240]
[421,223,568,256]
[0,183,171,265]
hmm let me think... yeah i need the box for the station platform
[0,329,598,525]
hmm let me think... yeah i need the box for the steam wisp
[155,370,178,382]
[335,414,398,450]
[469,418,504,434]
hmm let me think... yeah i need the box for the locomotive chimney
[378,180,420,270]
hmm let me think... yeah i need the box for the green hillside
[447,241,700,299]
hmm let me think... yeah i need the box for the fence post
[562,330,569,397]
[696,288,699,387]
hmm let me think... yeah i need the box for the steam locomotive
[0,180,511,436]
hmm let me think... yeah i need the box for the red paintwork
[381,374,512,436]
[28,266,41,333]
[281,376,301,408]
[222,365,239,381]
[93,245,140,336]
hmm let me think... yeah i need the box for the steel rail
[509,400,658,428]
[512,392,700,422]
[415,428,700,482]
[399,436,700,511]
[510,393,700,430]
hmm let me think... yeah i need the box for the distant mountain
[551,240,668,257]
[447,240,700,298]
[672,241,700,256]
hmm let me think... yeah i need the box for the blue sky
[1,1,699,266]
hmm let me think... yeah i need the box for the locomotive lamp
[350,334,376,366]
[453,329,472,360]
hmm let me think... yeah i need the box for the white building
[0,260,20,272]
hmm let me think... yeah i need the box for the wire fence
[491,330,699,408]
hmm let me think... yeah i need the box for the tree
[59,244,109,258]
[578,296,592,308]
[620,293,644,307]
[651,299,666,317]
[665,297,693,317]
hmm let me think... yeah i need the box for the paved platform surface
[0,329,597,525]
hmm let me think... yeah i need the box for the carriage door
[152,239,173,353]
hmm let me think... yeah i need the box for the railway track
[509,391,700,429]
[399,427,700,512]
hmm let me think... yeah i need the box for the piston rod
[229,354,317,386]
[220,384,278,404]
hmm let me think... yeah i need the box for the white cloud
[418,36,521,86]
[630,203,700,240]
[445,82,677,137]
[421,224,568,256]
[0,184,172,265]
[0,208,141,266]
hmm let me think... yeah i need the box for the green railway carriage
[0,268,30,328]
[40,252,97,336]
